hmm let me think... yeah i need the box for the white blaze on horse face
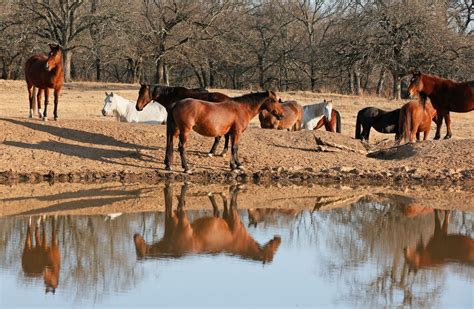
[102,94,113,116]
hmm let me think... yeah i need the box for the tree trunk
[348,69,354,94]
[354,69,361,95]
[257,55,264,88]
[392,71,401,100]
[163,62,169,86]
[63,49,72,82]
[200,67,208,88]
[155,57,164,84]
[95,57,101,81]
[209,61,215,88]
[376,68,386,96]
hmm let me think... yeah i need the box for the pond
[1,183,473,307]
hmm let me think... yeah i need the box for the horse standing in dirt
[136,84,231,156]
[408,71,474,139]
[405,210,474,272]
[165,91,284,173]
[313,108,342,133]
[259,99,304,131]
[355,107,400,141]
[102,92,167,124]
[133,184,281,263]
[25,44,64,121]
[301,100,333,130]
[399,100,437,143]
[22,216,60,294]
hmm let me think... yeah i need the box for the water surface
[1,184,473,308]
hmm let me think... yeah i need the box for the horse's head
[102,92,114,116]
[247,208,262,227]
[45,44,62,72]
[262,91,284,120]
[404,237,425,273]
[136,84,154,111]
[408,71,422,97]
[261,236,282,264]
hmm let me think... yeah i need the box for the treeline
[1,0,473,98]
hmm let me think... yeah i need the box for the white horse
[102,92,167,124]
[302,100,333,130]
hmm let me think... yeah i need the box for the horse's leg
[53,88,61,120]
[43,88,50,121]
[416,132,420,142]
[434,113,443,140]
[231,133,244,170]
[36,89,43,118]
[165,119,179,171]
[220,134,229,157]
[178,131,191,173]
[363,126,370,141]
[208,137,221,157]
[444,112,452,139]
[27,84,34,118]
[208,193,220,217]
[423,130,429,141]
[229,134,237,171]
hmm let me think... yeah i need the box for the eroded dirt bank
[0,118,472,186]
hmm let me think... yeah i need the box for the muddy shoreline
[1,166,472,187]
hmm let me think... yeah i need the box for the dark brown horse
[405,210,474,272]
[22,216,60,294]
[399,100,437,143]
[408,71,474,139]
[259,99,304,131]
[133,184,281,263]
[314,108,342,133]
[165,91,284,172]
[25,44,64,121]
[136,84,231,156]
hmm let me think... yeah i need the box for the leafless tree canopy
[1,0,473,98]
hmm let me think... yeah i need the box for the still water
[1,184,473,308]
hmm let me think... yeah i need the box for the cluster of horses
[356,71,473,143]
[26,45,473,173]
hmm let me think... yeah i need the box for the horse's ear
[110,92,114,96]
[48,43,58,50]
[105,91,109,96]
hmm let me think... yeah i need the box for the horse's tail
[399,107,410,143]
[165,106,176,168]
[355,112,362,139]
[335,110,342,133]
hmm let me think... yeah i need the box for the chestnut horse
[259,99,304,131]
[25,44,64,121]
[136,84,231,156]
[355,107,400,141]
[165,91,284,172]
[408,71,474,139]
[133,184,281,263]
[405,210,474,272]
[399,100,437,143]
[22,216,60,294]
[314,109,342,133]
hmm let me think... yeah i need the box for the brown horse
[408,71,474,139]
[25,44,64,121]
[165,91,284,172]
[133,184,281,263]
[405,210,474,272]
[22,216,60,294]
[314,108,342,133]
[136,84,231,156]
[259,99,304,131]
[399,100,437,143]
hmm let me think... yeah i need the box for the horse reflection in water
[21,216,60,294]
[405,210,474,272]
[134,184,281,263]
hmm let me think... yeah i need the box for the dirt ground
[0,79,473,188]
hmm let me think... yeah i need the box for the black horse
[355,107,400,141]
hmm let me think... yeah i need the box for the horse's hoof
[220,152,227,157]
[207,153,214,157]
[54,117,59,121]
[43,116,48,121]
[184,169,193,174]
[237,165,245,171]
[444,135,452,140]
[433,136,440,140]
[165,166,172,171]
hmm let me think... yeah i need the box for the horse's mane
[232,91,272,105]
